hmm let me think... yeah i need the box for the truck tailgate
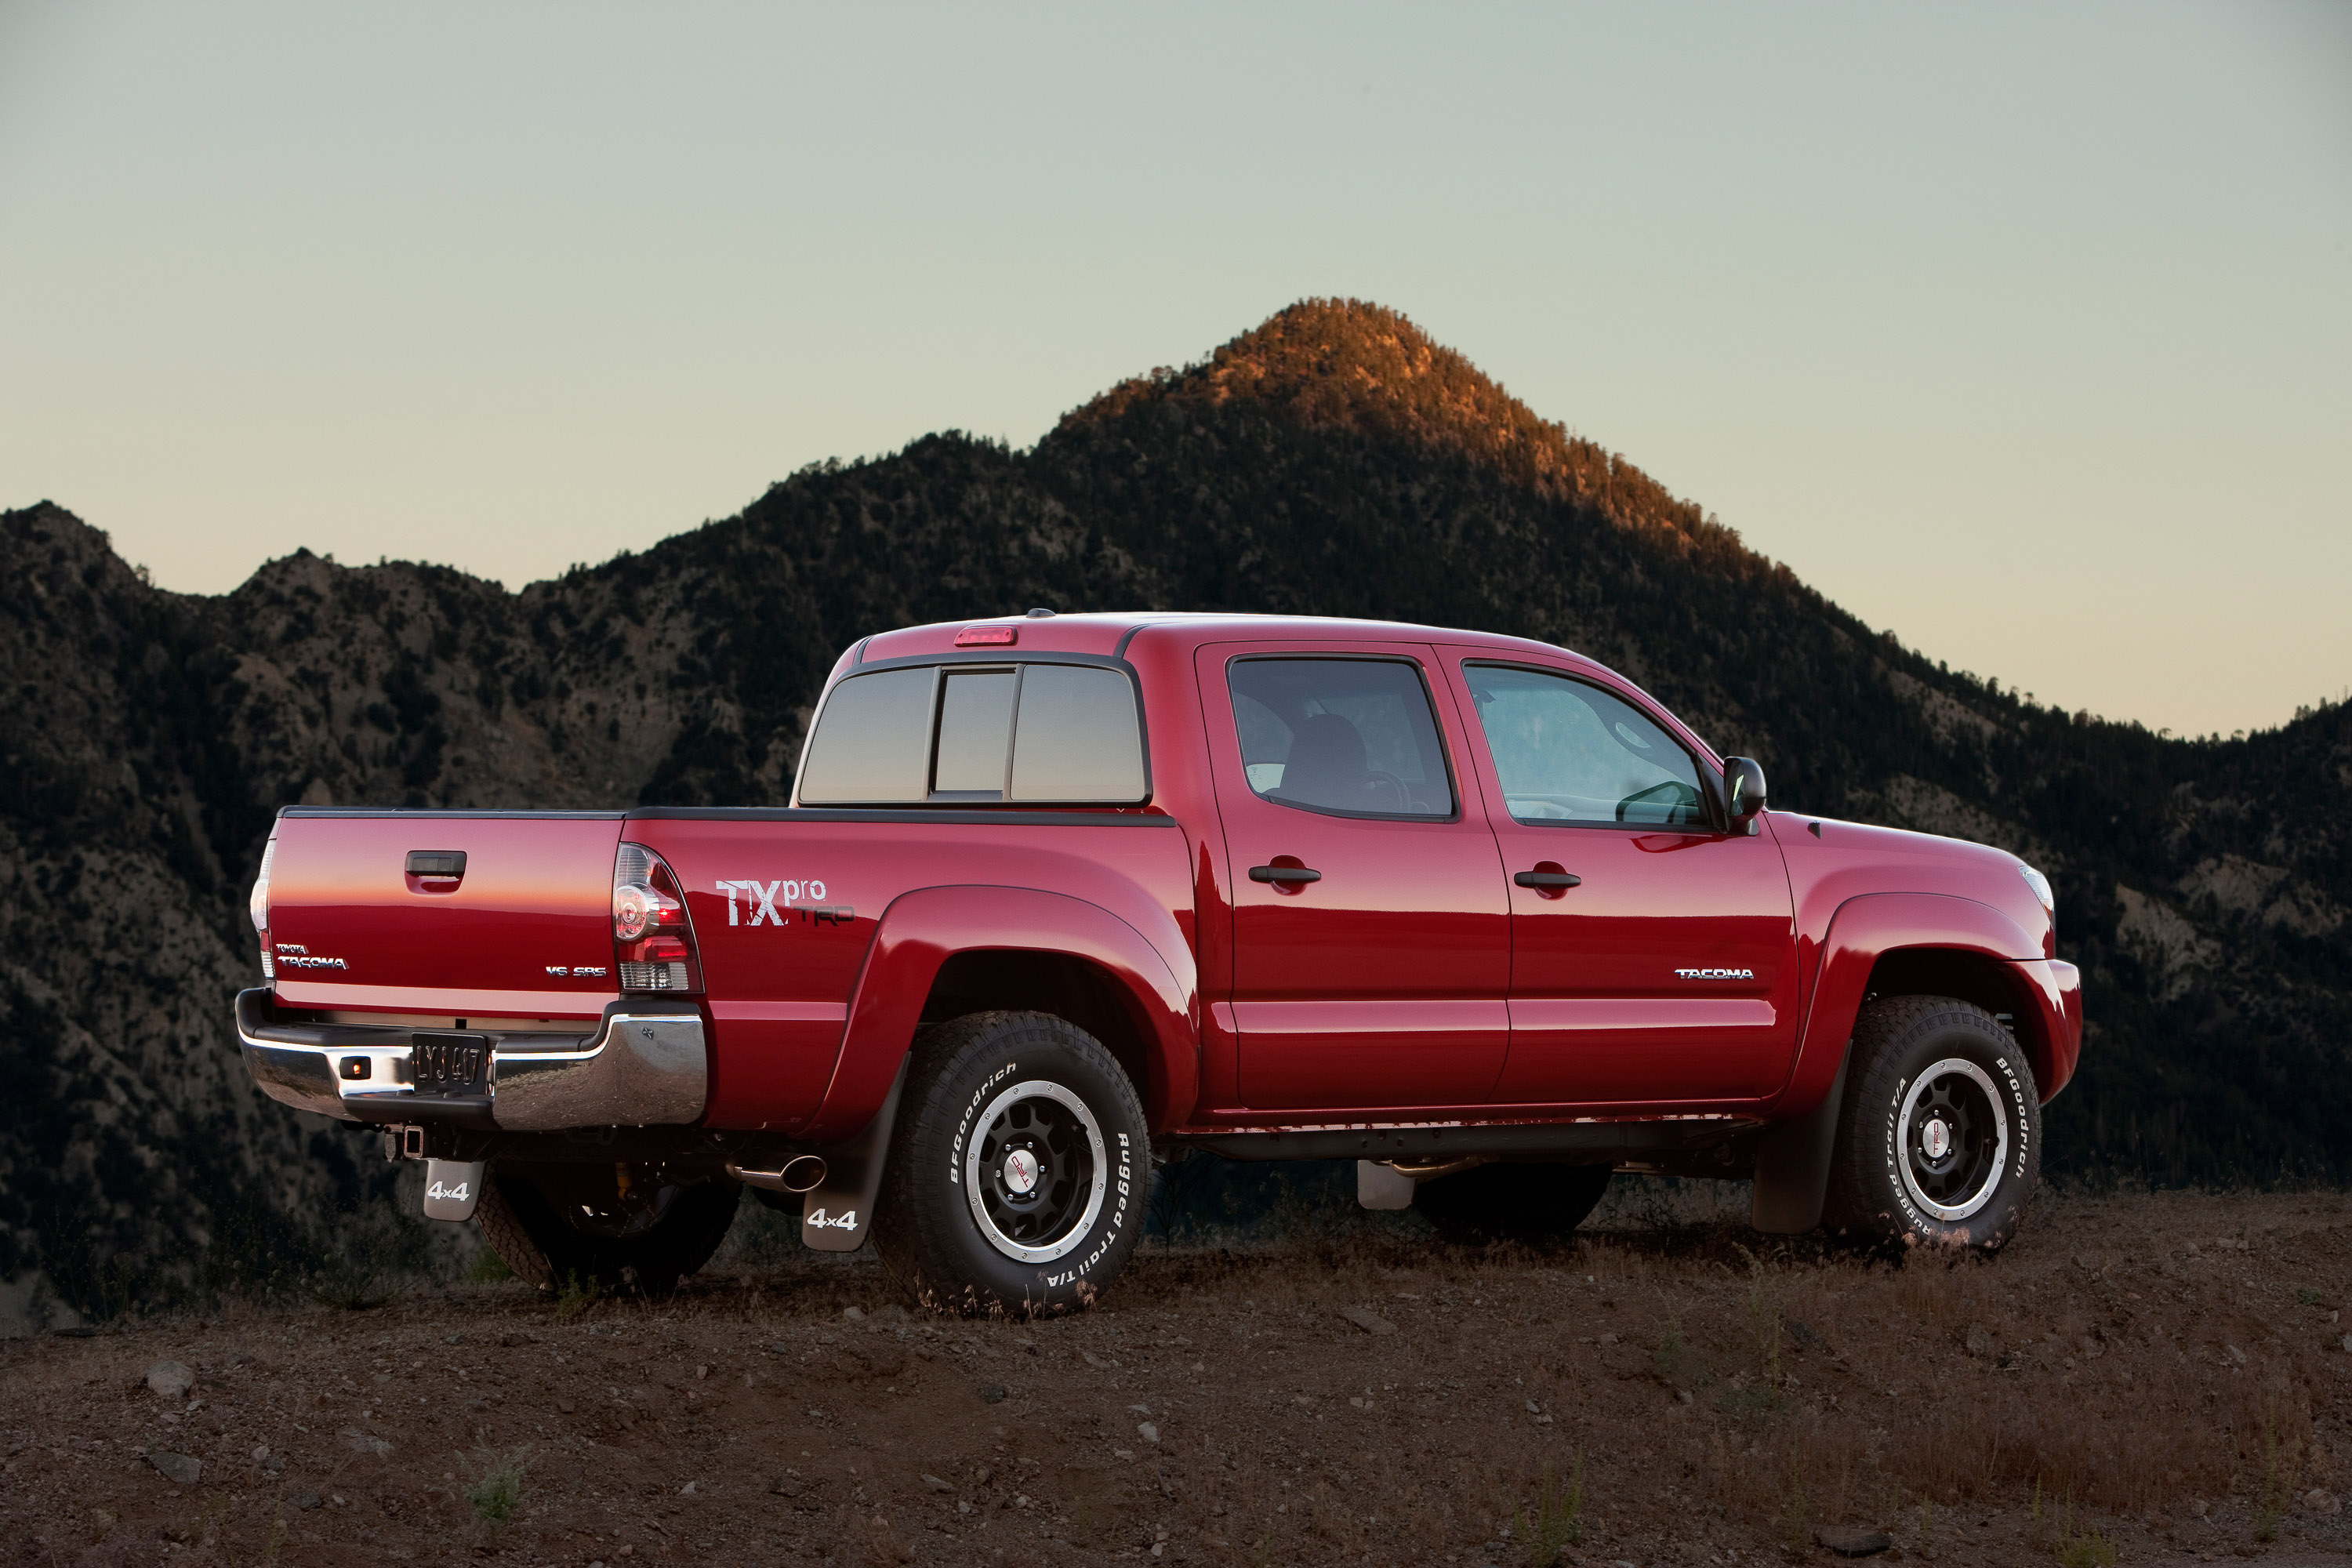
[264,811,624,1021]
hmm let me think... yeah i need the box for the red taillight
[954,624,1018,647]
[251,838,276,981]
[614,843,702,993]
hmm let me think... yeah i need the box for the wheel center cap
[1002,1147,1040,1196]
[1922,1118,1951,1161]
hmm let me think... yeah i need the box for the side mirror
[1724,757,1768,835]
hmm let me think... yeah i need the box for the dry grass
[4,1186,2352,1565]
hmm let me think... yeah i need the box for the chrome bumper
[233,989,708,1131]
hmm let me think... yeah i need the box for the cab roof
[852,612,1590,670]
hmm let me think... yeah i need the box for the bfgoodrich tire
[877,1011,1149,1315]
[1821,995,2042,1251]
[1417,1162,1613,1243]
[474,1163,740,1296]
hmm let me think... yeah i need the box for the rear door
[1199,641,1510,1110]
[1443,655,1798,1105]
[263,811,624,1022]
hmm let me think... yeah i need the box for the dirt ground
[9,1185,2352,1568]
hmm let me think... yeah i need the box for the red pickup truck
[237,612,2082,1309]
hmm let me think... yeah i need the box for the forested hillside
[3,300,2344,1323]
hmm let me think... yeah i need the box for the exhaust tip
[727,1154,829,1195]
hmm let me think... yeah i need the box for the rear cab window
[797,661,1149,806]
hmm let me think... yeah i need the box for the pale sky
[2,2,2345,739]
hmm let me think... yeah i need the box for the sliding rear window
[797,662,1149,806]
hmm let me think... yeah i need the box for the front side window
[1228,657,1454,818]
[1463,663,1707,828]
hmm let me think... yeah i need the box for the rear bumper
[233,989,709,1131]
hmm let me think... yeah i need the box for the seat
[1277,712,1370,809]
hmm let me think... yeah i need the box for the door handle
[1514,870,1582,889]
[1249,864,1323,885]
[405,850,467,892]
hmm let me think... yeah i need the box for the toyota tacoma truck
[235,612,2082,1309]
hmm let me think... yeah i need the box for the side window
[797,667,934,804]
[1462,663,1707,827]
[800,662,1148,806]
[1227,657,1454,818]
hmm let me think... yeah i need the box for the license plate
[411,1032,488,1095]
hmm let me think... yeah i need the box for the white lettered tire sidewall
[1828,996,2042,1251]
[880,1011,1149,1313]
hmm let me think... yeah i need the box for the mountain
[4,299,2345,1323]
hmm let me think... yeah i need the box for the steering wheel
[1363,770,1409,811]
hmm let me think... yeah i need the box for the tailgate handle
[405,851,468,880]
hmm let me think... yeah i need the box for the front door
[1200,643,1511,1111]
[1443,655,1798,1106]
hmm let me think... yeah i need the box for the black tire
[474,1163,741,1296]
[1821,995,2042,1251]
[876,1011,1149,1315]
[1417,1162,1613,1243]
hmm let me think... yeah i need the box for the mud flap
[1356,1160,1417,1210]
[422,1159,486,1222]
[800,1057,910,1253]
[1751,1048,1849,1235]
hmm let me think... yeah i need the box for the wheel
[1821,995,2042,1250]
[474,1162,741,1295]
[876,1011,1149,1315]
[1417,1162,1613,1243]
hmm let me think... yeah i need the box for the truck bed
[255,804,1194,1134]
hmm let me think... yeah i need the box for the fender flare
[1751,891,2042,1234]
[799,884,1200,1142]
